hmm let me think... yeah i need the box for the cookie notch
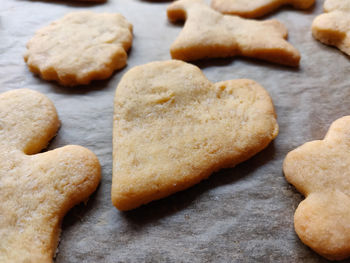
[211,0,315,18]
[112,60,278,211]
[167,0,300,66]
[24,11,133,86]
[0,89,101,262]
[312,0,350,56]
[283,116,350,260]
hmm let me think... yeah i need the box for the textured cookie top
[24,11,133,86]
[284,116,350,260]
[312,0,350,56]
[211,0,314,18]
[167,0,300,66]
[62,0,106,2]
[0,89,101,262]
[71,0,106,2]
[112,60,278,211]
[324,0,350,12]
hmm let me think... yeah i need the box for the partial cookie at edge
[0,89,101,262]
[312,0,350,56]
[283,116,350,260]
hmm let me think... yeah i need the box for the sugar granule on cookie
[283,116,350,261]
[0,89,101,262]
[112,60,279,211]
[167,0,300,66]
[24,11,133,86]
[312,0,350,56]
[211,0,314,18]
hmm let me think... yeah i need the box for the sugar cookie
[167,0,300,66]
[284,116,350,260]
[24,11,133,86]
[112,60,278,211]
[312,0,350,56]
[211,0,314,18]
[0,89,101,262]
[74,0,106,2]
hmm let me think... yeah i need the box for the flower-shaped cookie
[312,0,350,56]
[112,60,278,211]
[0,89,101,262]
[24,11,133,86]
[211,0,315,18]
[167,0,300,66]
[284,116,350,260]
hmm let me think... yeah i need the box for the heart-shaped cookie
[112,60,278,211]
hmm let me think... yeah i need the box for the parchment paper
[1,0,348,262]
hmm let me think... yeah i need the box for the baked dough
[211,0,314,18]
[167,0,300,66]
[312,0,350,56]
[0,89,101,262]
[24,11,133,86]
[112,60,278,211]
[284,116,350,260]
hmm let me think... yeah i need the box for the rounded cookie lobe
[0,89,60,154]
[294,192,350,261]
[24,11,133,86]
[112,60,278,211]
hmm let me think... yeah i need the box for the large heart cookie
[211,0,315,18]
[167,0,300,66]
[312,0,350,56]
[0,89,101,262]
[112,60,278,211]
[283,116,350,260]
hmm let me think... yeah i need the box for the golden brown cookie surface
[59,0,106,2]
[71,0,106,2]
[0,89,101,262]
[211,0,314,18]
[24,11,133,86]
[312,0,350,56]
[112,60,278,211]
[283,116,350,261]
[167,0,300,66]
